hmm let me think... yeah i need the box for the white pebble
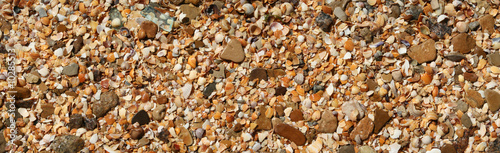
[54,48,64,57]
[421,135,432,145]
[297,35,305,43]
[215,34,224,43]
[111,18,121,27]
[89,134,98,144]
[38,67,50,77]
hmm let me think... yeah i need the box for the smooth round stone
[111,18,121,27]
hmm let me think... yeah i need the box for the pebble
[195,128,205,139]
[315,12,333,32]
[444,52,466,62]
[391,71,403,82]
[84,117,98,130]
[152,105,166,121]
[10,87,31,99]
[422,135,432,145]
[338,145,355,153]
[486,89,500,112]
[249,68,268,81]
[203,83,216,98]
[440,144,457,153]
[180,4,201,20]
[359,146,376,153]
[274,123,306,146]
[68,114,84,129]
[289,109,304,122]
[488,52,500,67]
[73,36,84,54]
[479,15,495,34]
[350,117,374,141]
[408,39,436,64]
[62,63,79,76]
[179,126,193,145]
[132,110,150,125]
[456,21,468,33]
[37,7,47,17]
[220,39,245,63]
[345,39,354,51]
[38,67,50,77]
[157,128,169,142]
[182,83,193,99]
[451,33,476,54]
[455,100,469,113]
[130,127,145,140]
[294,73,304,84]
[25,73,40,84]
[140,21,158,39]
[461,114,472,128]
[373,109,391,134]
[111,18,121,27]
[465,90,484,108]
[51,135,85,153]
[169,0,184,5]
[367,0,377,6]
[342,102,365,121]
[317,110,337,133]
[334,7,347,21]
[92,91,119,118]
[468,21,480,31]
[489,138,500,152]
[41,104,55,118]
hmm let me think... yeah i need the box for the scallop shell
[242,3,254,15]
[248,24,261,36]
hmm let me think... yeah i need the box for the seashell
[420,25,430,35]
[270,22,283,32]
[242,3,254,15]
[270,7,282,17]
[437,15,448,23]
[247,24,261,36]
[119,27,130,37]
[280,3,293,15]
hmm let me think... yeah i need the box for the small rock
[455,100,469,113]
[130,127,145,140]
[249,68,268,81]
[131,110,151,125]
[203,83,216,98]
[350,117,374,141]
[92,91,119,118]
[274,123,307,146]
[367,0,377,6]
[57,24,67,32]
[179,126,193,145]
[185,0,200,5]
[451,33,476,54]
[156,95,168,104]
[344,39,354,51]
[37,7,47,17]
[195,128,205,139]
[84,117,98,130]
[157,128,170,142]
[468,21,480,31]
[73,36,84,54]
[180,4,201,20]
[444,52,466,62]
[342,102,365,121]
[486,89,500,112]
[256,113,272,130]
[140,21,158,39]
[338,145,355,153]
[68,114,84,129]
[137,137,150,147]
[51,135,85,153]
[479,15,495,34]
[25,73,40,84]
[152,105,166,121]
[388,5,401,18]
[317,110,338,133]
[315,12,333,32]
[289,109,304,122]
[294,73,304,84]
[465,90,484,108]
[463,72,478,82]
[359,146,376,153]
[373,109,391,134]
[333,7,347,21]
[408,5,423,20]
[461,114,472,128]
[220,39,245,63]
[111,18,121,27]
[9,87,31,99]
[456,21,468,33]
[489,138,500,152]
[431,0,440,10]
[275,86,287,96]
[391,71,403,82]
[408,39,436,64]
[440,144,457,153]
[62,63,79,76]
[41,104,54,118]
[381,73,392,83]
[488,52,500,67]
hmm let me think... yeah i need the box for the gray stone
[461,114,472,128]
[92,91,119,118]
[338,145,355,153]
[37,7,47,17]
[62,63,79,76]
[488,52,500,67]
[455,100,469,113]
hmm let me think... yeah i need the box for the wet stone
[350,117,374,141]
[275,86,287,96]
[445,52,466,62]
[203,83,216,98]
[132,110,151,125]
[10,87,31,99]
[50,135,84,153]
